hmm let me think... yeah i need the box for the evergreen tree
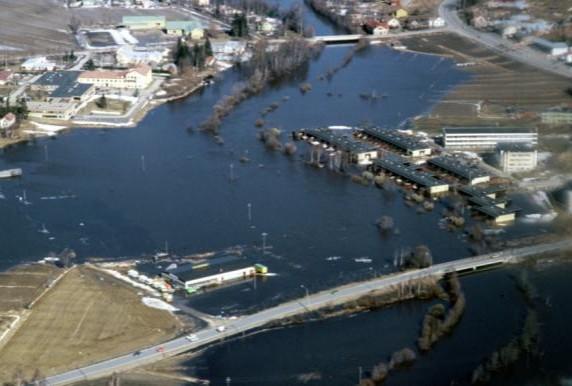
[231,14,248,37]
[85,59,96,70]
[96,94,107,109]
[204,37,213,57]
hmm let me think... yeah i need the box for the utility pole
[225,376,231,386]
[261,232,268,254]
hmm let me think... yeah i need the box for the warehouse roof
[372,157,448,189]
[361,127,431,152]
[301,128,377,154]
[122,15,166,23]
[428,156,489,180]
[34,71,81,87]
[168,258,253,283]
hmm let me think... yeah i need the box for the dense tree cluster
[0,99,28,120]
[174,38,214,71]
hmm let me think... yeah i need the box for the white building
[116,46,168,66]
[78,64,153,89]
[0,113,16,130]
[429,17,446,28]
[373,24,389,36]
[28,101,77,120]
[496,143,538,173]
[442,127,538,151]
[531,37,568,57]
[21,57,57,72]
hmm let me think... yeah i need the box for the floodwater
[0,4,568,385]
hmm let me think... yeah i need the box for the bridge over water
[45,238,572,385]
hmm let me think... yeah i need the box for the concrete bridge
[45,238,572,385]
[268,27,448,45]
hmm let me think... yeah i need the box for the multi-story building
[496,143,538,173]
[442,127,538,151]
[78,64,153,90]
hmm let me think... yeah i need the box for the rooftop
[531,37,568,49]
[372,157,448,188]
[475,205,519,218]
[443,127,537,135]
[50,82,94,99]
[34,71,81,87]
[165,20,203,30]
[301,128,377,154]
[122,15,166,23]
[361,127,431,152]
[428,156,489,180]
[169,258,254,283]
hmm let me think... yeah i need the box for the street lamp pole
[300,284,309,298]
[261,232,268,254]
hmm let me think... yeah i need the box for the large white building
[442,127,538,151]
[116,46,168,66]
[21,57,57,72]
[496,143,538,173]
[78,64,153,89]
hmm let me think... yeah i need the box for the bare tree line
[200,38,323,135]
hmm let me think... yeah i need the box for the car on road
[216,326,226,333]
[186,334,199,342]
[133,350,142,356]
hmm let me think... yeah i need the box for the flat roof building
[165,20,204,39]
[295,128,379,165]
[28,101,78,120]
[357,127,433,157]
[78,64,152,90]
[371,157,449,195]
[531,37,568,57]
[496,143,537,173]
[443,127,538,151]
[122,15,166,30]
[428,156,491,185]
[32,71,95,102]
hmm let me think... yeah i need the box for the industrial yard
[0,265,182,382]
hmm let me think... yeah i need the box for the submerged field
[0,265,181,382]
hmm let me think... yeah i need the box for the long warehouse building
[443,127,538,150]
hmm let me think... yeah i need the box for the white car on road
[186,334,199,342]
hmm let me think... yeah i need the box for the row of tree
[200,38,323,134]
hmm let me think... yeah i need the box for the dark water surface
[0,10,568,384]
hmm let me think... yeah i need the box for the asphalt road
[44,238,572,385]
[439,0,572,79]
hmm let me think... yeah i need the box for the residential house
[78,64,153,89]
[0,113,16,130]
[387,17,401,29]
[395,8,408,19]
[373,23,390,36]
[472,15,489,29]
